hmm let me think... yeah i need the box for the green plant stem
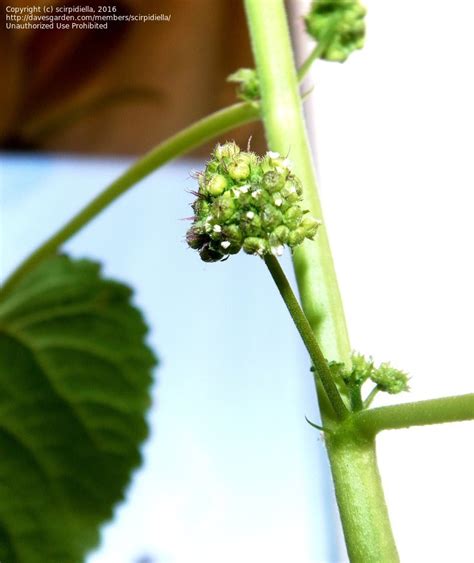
[264,255,348,420]
[350,386,364,412]
[297,17,341,81]
[1,102,259,296]
[245,1,399,559]
[298,44,324,81]
[244,0,351,368]
[326,428,399,562]
[356,393,474,436]
[363,385,380,409]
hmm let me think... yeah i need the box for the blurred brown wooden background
[0,0,265,155]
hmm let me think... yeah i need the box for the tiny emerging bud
[227,68,260,102]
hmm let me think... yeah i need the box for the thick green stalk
[1,102,259,296]
[356,393,474,436]
[264,255,348,420]
[244,1,398,559]
[244,0,350,367]
[326,428,399,562]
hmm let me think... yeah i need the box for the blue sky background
[1,154,340,563]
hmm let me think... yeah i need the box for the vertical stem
[244,1,399,559]
[244,0,351,367]
[327,430,399,562]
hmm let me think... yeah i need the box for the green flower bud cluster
[186,142,321,262]
[329,353,410,395]
[305,0,366,63]
[370,363,410,395]
[227,68,260,102]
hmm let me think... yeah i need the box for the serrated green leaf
[0,255,156,562]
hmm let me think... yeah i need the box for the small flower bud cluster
[186,142,321,262]
[227,68,260,102]
[305,0,366,63]
[370,363,410,395]
[329,353,410,395]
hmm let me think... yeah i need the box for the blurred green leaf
[0,255,156,562]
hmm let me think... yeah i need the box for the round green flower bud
[284,205,303,229]
[300,215,321,239]
[222,223,243,244]
[281,180,301,203]
[236,151,259,169]
[272,225,290,244]
[207,174,228,196]
[243,237,268,256]
[288,227,306,246]
[205,159,220,176]
[261,204,283,230]
[212,191,236,222]
[192,198,210,216]
[228,159,250,181]
[262,170,285,193]
[214,141,240,161]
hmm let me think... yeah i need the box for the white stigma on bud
[274,198,283,207]
[213,225,222,233]
[232,188,241,198]
[251,190,261,199]
[266,151,280,159]
[288,185,297,194]
[272,245,284,257]
[221,241,231,249]
[239,184,250,193]
[246,211,255,220]
[282,158,292,169]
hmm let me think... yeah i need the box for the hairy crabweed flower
[370,362,410,395]
[305,0,366,62]
[329,353,410,398]
[186,142,321,262]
